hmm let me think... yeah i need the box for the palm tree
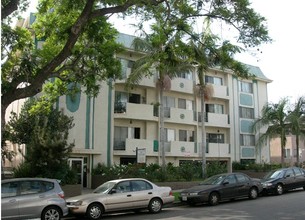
[190,30,250,177]
[126,26,194,170]
[287,96,305,166]
[253,98,289,167]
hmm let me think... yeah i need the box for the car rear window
[1,182,18,198]
[19,180,54,196]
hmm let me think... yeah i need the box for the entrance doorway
[68,158,83,186]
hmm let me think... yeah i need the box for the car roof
[1,177,60,184]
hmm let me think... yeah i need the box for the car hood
[181,184,217,193]
[260,178,278,183]
[67,192,104,202]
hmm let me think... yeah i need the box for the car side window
[285,169,294,178]
[1,182,18,198]
[225,175,237,184]
[131,180,153,191]
[236,174,248,183]
[116,181,131,193]
[293,167,302,176]
[20,181,43,195]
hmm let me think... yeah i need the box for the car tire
[275,184,284,195]
[41,206,62,220]
[249,187,258,199]
[148,198,162,213]
[208,192,220,206]
[87,203,103,220]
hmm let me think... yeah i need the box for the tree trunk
[159,84,166,170]
[296,134,300,166]
[200,88,207,178]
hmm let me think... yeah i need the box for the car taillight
[58,191,65,199]
[169,191,173,196]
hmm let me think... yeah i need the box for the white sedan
[66,178,175,220]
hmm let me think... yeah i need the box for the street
[64,189,305,220]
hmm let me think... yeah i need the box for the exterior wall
[270,135,305,165]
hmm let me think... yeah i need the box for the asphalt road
[64,188,305,220]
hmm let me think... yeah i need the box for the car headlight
[263,183,273,187]
[189,192,198,196]
[70,200,83,206]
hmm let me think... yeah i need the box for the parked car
[261,167,305,195]
[1,177,69,220]
[66,178,175,220]
[179,173,263,206]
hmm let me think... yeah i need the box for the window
[177,71,192,80]
[239,107,254,119]
[116,181,131,193]
[240,134,255,146]
[293,167,302,176]
[205,75,223,85]
[284,149,291,158]
[114,92,128,113]
[131,180,153,191]
[225,175,237,184]
[163,96,175,108]
[119,59,134,79]
[178,99,193,110]
[20,181,49,195]
[239,81,253,93]
[207,133,224,143]
[236,174,249,183]
[114,127,128,150]
[129,127,140,139]
[285,169,294,177]
[206,104,224,114]
[1,182,18,198]
[179,130,194,142]
[165,128,175,141]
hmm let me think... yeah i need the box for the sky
[25,0,305,104]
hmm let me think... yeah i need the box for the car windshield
[93,181,116,194]
[264,170,284,179]
[200,174,227,185]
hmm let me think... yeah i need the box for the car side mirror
[223,181,229,185]
[285,174,291,178]
[110,189,117,194]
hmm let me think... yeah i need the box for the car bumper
[67,205,88,215]
[163,196,175,205]
[179,194,209,204]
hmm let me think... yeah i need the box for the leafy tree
[1,0,271,128]
[253,98,290,167]
[126,1,270,172]
[286,96,305,165]
[5,99,76,182]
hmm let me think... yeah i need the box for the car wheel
[148,198,162,213]
[208,192,220,206]
[41,206,62,220]
[87,203,103,220]
[249,187,258,199]
[275,184,284,195]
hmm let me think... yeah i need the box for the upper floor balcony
[113,138,157,156]
[114,102,157,121]
[210,84,229,100]
[164,107,197,125]
[171,78,194,94]
[198,112,230,128]
[197,142,231,158]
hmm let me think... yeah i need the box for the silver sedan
[66,178,175,220]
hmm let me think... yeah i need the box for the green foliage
[6,99,77,184]
[206,161,227,177]
[232,161,282,172]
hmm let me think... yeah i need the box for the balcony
[198,143,230,158]
[116,67,156,88]
[198,112,230,127]
[165,141,198,157]
[210,84,229,99]
[171,78,194,94]
[164,107,196,125]
[113,138,157,156]
[114,102,156,121]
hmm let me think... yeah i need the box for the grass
[172,191,181,202]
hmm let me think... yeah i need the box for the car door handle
[148,192,152,194]
[127,194,132,197]
[9,199,17,203]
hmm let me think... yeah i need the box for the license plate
[182,196,187,201]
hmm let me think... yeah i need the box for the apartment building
[55,33,272,188]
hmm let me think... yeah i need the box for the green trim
[91,98,95,149]
[107,81,113,166]
[85,96,91,149]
